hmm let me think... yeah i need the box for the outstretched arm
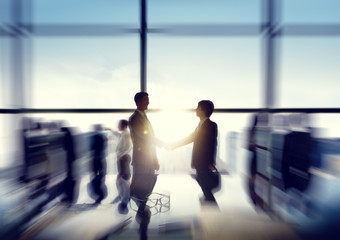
[153,137,165,148]
[166,128,197,150]
[104,128,120,137]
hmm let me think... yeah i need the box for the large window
[148,37,261,109]
[280,37,340,108]
[33,37,140,108]
[0,38,11,108]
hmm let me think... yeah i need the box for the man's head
[134,92,149,111]
[196,100,214,119]
[94,124,103,132]
[118,119,128,131]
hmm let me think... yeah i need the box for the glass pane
[149,0,261,25]
[308,114,340,174]
[30,113,132,133]
[280,38,340,108]
[0,115,7,168]
[19,113,133,175]
[0,37,11,108]
[33,0,139,25]
[149,111,252,174]
[311,114,340,138]
[148,37,262,109]
[0,114,22,168]
[283,0,340,23]
[8,112,340,175]
[32,37,139,108]
[20,111,252,175]
[0,0,10,24]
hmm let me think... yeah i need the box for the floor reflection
[19,173,295,240]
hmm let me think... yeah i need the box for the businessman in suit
[169,100,219,203]
[129,92,163,217]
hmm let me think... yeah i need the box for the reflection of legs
[139,206,151,240]
[121,179,131,205]
[116,176,130,213]
[130,173,151,210]
[130,170,157,203]
[130,169,157,221]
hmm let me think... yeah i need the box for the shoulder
[129,110,137,118]
[129,111,139,122]
[123,130,130,137]
[205,120,218,133]
[129,111,143,128]
[204,119,217,127]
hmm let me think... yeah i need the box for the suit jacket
[175,119,218,171]
[129,110,159,171]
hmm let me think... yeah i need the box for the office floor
[25,173,300,240]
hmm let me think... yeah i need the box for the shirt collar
[199,117,208,127]
[136,109,146,117]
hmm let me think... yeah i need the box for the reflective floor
[15,172,302,240]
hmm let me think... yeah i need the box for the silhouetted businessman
[169,100,219,203]
[129,92,163,218]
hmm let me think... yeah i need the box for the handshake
[163,142,177,151]
[157,140,178,150]
[155,137,182,150]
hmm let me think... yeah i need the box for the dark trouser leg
[200,183,216,202]
[196,170,216,202]
[93,171,105,203]
[248,151,257,205]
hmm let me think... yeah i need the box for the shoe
[118,202,128,214]
[199,196,217,205]
[199,196,206,204]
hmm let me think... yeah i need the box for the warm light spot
[150,110,197,142]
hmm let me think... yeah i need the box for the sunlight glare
[150,110,198,143]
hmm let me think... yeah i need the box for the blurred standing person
[61,125,78,204]
[129,92,163,219]
[90,124,107,205]
[19,117,31,183]
[106,120,132,213]
[168,100,219,204]
[246,114,258,206]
